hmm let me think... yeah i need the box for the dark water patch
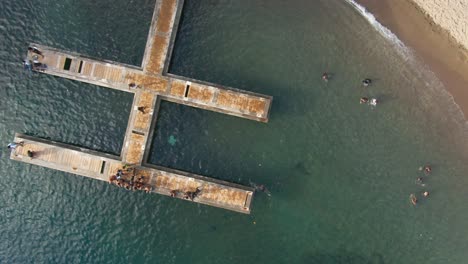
[15,75,132,154]
[147,100,268,183]
[1,0,155,66]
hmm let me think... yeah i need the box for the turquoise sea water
[1,0,468,263]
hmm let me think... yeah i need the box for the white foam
[345,0,468,131]
[344,0,410,58]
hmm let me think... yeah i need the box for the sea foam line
[343,0,410,58]
[344,0,468,129]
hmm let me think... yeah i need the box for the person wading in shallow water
[28,46,44,57]
[362,78,372,87]
[410,194,417,205]
[416,177,426,187]
[322,72,329,82]
[369,98,378,106]
[418,164,432,175]
[424,165,432,175]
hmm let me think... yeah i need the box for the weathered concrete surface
[27,44,271,122]
[11,134,254,213]
[20,0,271,214]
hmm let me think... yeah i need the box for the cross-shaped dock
[12,0,272,214]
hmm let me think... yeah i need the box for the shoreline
[355,0,468,119]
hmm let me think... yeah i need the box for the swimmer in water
[416,177,426,187]
[322,72,329,82]
[249,181,272,197]
[423,191,429,197]
[362,78,372,87]
[369,98,378,106]
[418,165,432,175]
[410,194,418,205]
[360,97,369,104]
[424,165,432,174]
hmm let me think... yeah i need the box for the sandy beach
[356,0,468,117]
[411,0,468,50]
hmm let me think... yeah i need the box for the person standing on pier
[108,174,117,184]
[362,78,372,87]
[116,169,124,180]
[7,141,24,150]
[128,83,140,89]
[322,72,329,82]
[27,150,35,158]
[22,59,32,71]
[28,46,44,57]
[137,106,147,114]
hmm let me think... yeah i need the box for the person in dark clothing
[28,46,43,57]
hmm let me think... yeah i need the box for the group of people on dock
[110,165,204,200]
[108,167,152,193]
[321,72,379,107]
[23,46,47,72]
[410,164,431,205]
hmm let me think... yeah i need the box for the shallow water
[1,0,468,263]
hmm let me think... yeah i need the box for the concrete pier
[27,42,271,122]
[11,134,254,214]
[15,0,272,213]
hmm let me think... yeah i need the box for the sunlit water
[1,0,468,263]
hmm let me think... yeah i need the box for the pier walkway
[30,44,271,122]
[14,0,271,213]
[11,134,254,214]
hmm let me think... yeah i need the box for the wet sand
[356,0,468,118]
